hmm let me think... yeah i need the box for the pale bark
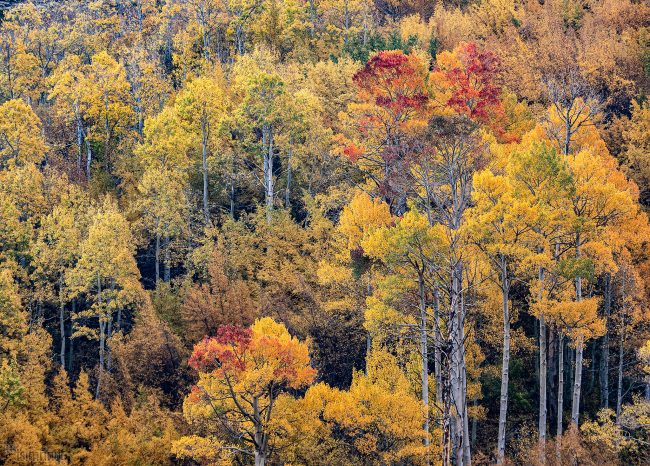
[571,336,584,426]
[155,229,160,287]
[616,275,628,423]
[497,256,511,465]
[95,275,104,399]
[263,126,274,222]
[451,262,466,466]
[418,273,430,453]
[59,298,65,367]
[600,273,611,408]
[557,333,564,460]
[616,324,625,423]
[201,115,210,223]
[539,267,547,458]
[285,145,292,208]
[253,396,268,466]
[433,287,443,405]
[570,243,583,427]
[68,301,75,372]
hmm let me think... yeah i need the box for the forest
[0,0,649,465]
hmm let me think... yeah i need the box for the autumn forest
[0,0,649,464]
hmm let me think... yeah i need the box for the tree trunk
[571,255,584,427]
[418,273,430,454]
[571,241,583,427]
[616,324,625,423]
[76,116,83,170]
[571,337,584,426]
[264,126,274,222]
[59,298,66,367]
[68,300,75,372]
[548,330,557,428]
[539,268,547,461]
[254,451,266,466]
[433,287,443,406]
[285,144,292,208]
[155,229,160,287]
[538,314,547,464]
[230,173,236,218]
[600,273,611,408]
[201,116,210,224]
[450,262,466,466]
[96,319,105,399]
[253,396,267,466]
[557,333,564,460]
[497,257,510,465]
[86,140,92,180]
[96,276,104,399]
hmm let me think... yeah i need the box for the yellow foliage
[339,191,392,250]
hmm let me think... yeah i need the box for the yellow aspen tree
[0,98,47,169]
[67,197,143,399]
[175,70,227,224]
[468,167,538,464]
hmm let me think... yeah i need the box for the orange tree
[174,317,316,466]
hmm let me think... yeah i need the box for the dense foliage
[0,0,649,465]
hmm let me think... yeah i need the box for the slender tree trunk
[433,287,443,405]
[96,321,105,399]
[68,300,75,372]
[451,262,466,466]
[104,101,111,168]
[497,257,511,464]
[253,396,267,466]
[548,330,557,428]
[201,116,210,223]
[59,298,66,367]
[557,333,564,460]
[471,398,478,449]
[589,340,596,392]
[230,173,236,218]
[539,314,547,460]
[571,337,584,426]
[539,268,547,462]
[86,139,92,180]
[285,144,292,208]
[616,323,625,423]
[96,275,103,399]
[600,273,611,408]
[462,315,471,466]
[155,229,160,287]
[571,240,583,427]
[76,117,83,170]
[264,127,274,222]
[255,449,266,466]
[106,281,115,372]
[418,272,430,455]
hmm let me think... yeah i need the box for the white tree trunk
[263,126,274,222]
[600,273,611,409]
[556,334,564,461]
[571,247,583,427]
[201,117,210,224]
[497,258,510,464]
[616,325,625,423]
[418,273,430,454]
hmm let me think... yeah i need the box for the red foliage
[438,42,504,129]
[188,326,252,372]
[343,143,364,162]
[353,50,429,116]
